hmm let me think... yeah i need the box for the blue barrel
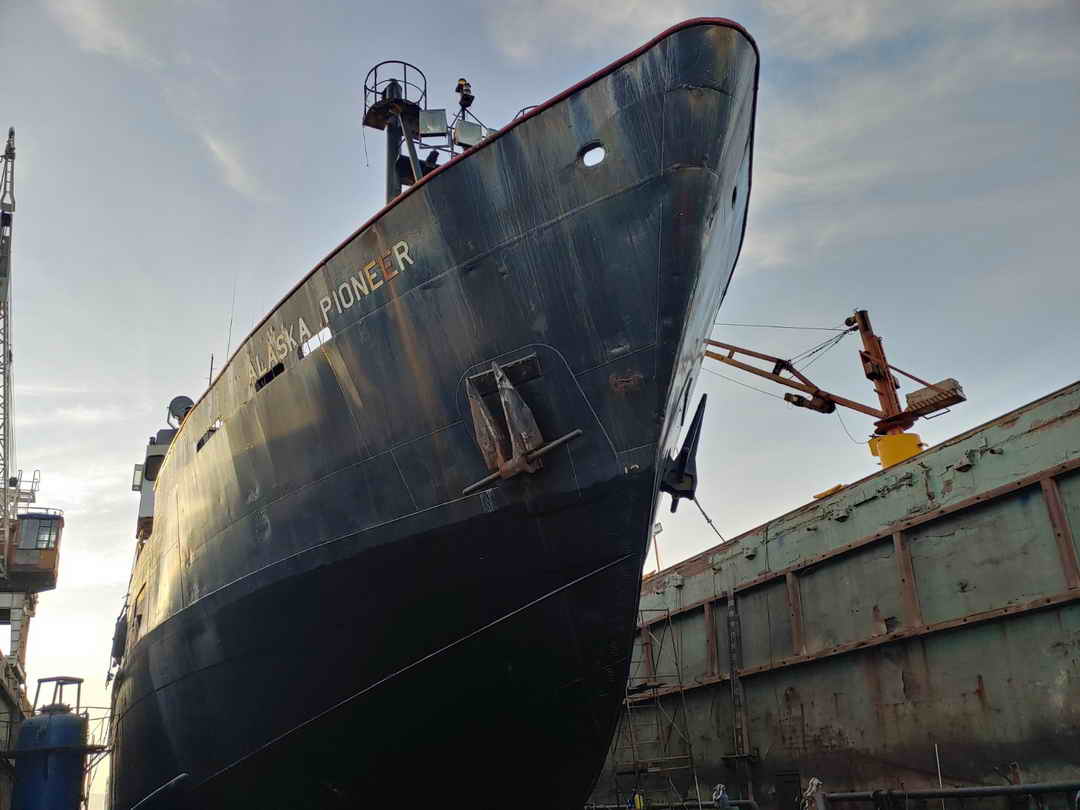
[12,706,88,810]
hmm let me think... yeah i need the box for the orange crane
[704,309,966,467]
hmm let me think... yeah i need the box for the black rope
[836,410,866,445]
[790,327,855,366]
[797,333,850,371]
[714,322,846,332]
[694,497,726,542]
[703,367,787,401]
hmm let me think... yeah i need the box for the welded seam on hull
[559,341,653,387]
[388,449,419,511]
[618,441,660,456]
[191,551,637,791]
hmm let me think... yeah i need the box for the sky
[2,0,1079,804]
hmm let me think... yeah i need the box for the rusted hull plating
[593,382,1080,807]
[108,20,759,810]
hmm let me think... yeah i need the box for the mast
[0,128,16,572]
[362,62,489,205]
[383,79,406,204]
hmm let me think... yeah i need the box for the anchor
[660,393,707,513]
[463,359,582,495]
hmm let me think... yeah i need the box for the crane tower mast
[0,128,16,571]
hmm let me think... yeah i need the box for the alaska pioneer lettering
[247,239,415,381]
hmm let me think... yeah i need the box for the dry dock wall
[591,382,1080,808]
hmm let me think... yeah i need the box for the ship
[107,18,759,810]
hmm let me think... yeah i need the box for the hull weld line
[196,551,636,790]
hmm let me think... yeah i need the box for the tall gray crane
[0,128,17,573]
[0,128,62,698]
[0,128,41,580]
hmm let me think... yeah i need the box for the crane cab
[2,508,64,592]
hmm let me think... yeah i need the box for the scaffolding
[610,602,704,809]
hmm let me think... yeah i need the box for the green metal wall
[592,382,1080,808]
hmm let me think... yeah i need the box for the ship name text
[247,240,415,383]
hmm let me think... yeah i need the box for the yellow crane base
[869,432,924,467]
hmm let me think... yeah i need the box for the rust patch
[872,605,887,635]
[610,371,645,393]
[975,674,988,709]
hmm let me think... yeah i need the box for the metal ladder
[612,606,703,808]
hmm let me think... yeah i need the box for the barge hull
[594,382,1080,805]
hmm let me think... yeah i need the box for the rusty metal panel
[738,581,792,671]
[799,541,901,653]
[674,609,710,684]
[908,490,1063,624]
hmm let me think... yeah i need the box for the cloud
[484,0,692,63]
[200,131,269,201]
[739,4,1080,272]
[16,382,94,397]
[19,405,127,427]
[759,0,1066,63]
[45,0,159,68]
[46,0,270,202]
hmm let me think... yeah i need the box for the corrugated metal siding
[592,382,1080,806]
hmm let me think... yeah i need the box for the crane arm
[703,339,885,419]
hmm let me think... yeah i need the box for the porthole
[580,143,606,167]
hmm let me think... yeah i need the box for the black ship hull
[109,19,758,810]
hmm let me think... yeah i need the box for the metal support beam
[726,588,749,757]
[892,531,923,627]
[397,112,422,187]
[1041,476,1080,589]
[641,629,655,679]
[385,120,402,204]
[785,572,805,655]
[703,599,719,677]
